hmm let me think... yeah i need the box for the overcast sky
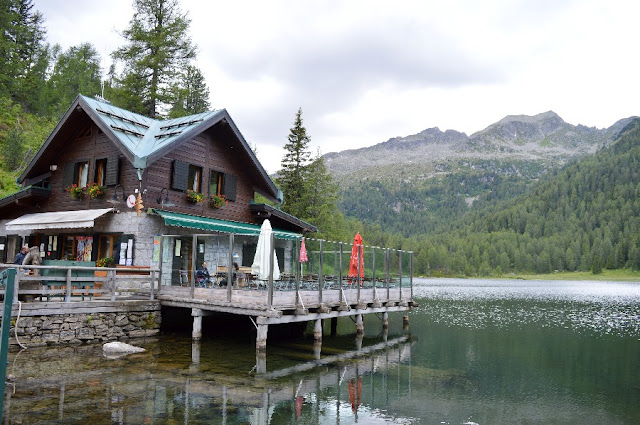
[34,0,640,173]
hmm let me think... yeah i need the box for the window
[76,161,89,187]
[98,234,116,260]
[188,165,203,192]
[61,235,93,261]
[63,156,118,191]
[209,169,237,201]
[209,170,222,196]
[95,159,107,186]
[172,160,237,201]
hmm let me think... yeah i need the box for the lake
[3,278,640,424]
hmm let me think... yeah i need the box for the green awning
[151,209,301,240]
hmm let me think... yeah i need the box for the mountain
[325,112,637,237]
[409,118,640,276]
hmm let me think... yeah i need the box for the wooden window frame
[188,164,203,192]
[94,158,107,187]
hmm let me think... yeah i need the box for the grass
[505,269,640,282]
[421,269,640,282]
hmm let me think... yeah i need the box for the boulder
[102,341,145,359]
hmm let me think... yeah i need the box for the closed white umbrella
[251,219,280,281]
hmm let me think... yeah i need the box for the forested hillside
[0,0,210,197]
[329,112,633,237]
[400,119,640,276]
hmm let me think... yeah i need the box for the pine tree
[278,108,312,219]
[0,0,48,111]
[111,0,196,118]
[168,65,210,118]
[46,43,102,117]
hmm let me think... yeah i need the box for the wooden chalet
[0,95,414,352]
[0,94,314,270]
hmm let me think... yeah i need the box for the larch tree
[111,0,197,118]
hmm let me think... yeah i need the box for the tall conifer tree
[111,0,197,118]
[278,108,312,219]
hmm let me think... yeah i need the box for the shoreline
[418,269,640,282]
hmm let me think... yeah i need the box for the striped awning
[5,208,115,231]
[151,209,301,240]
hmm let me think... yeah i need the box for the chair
[179,270,189,286]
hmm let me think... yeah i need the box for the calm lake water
[4,278,640,424]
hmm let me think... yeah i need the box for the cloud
[32,0,640,175]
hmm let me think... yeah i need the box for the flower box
[209,194,228,209]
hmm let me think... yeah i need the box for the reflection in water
[3,331,418,424]
[3,279,640,424]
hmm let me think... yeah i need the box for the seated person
[195,262,211,287]
[219,262,239,287]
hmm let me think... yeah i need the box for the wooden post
[191,341,201,364]
[295,237,301,310]
[109,269,116,301]
[65,268,71,302]
[150,270,155,301]
[318,239,324,304]
[382,311,389,329]
[386,248,391,301]
[192,308,203,341]
[313,341,322,360]
[156,235,163,293]
[409,250,414,300]
[313,319,322,342]
[338,242,344,301]
[398,250,403,302]
[403,314,410,332]
[256,352,267,374]
[355,333,363,350]
[268,233,274,309]
[356,313,364,335]
[227,233,234,302]
[190,235,197,298]
[13,268,20,304]
[356,244,362,303]
[256,321,268,353]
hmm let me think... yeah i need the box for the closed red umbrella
[348,232,364,279]
[299,237,308,276]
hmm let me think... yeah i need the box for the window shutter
[62,163,75,190]
[172,160,189,191]
[105,154,119,186]
[222,173,237,201]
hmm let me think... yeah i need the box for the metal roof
[18,95,280,202]
[79,96,225,169]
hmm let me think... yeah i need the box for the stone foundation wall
[7,304,161,347]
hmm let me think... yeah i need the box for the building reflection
[3,335,416,424]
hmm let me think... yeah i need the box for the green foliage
[168,65,210,118]
[397,119,640,277]
[45,42,102,117]
[110,0,197,118]
[0,0,48,111]
[278,108,312,219]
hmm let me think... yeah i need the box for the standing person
[13,245,28,265]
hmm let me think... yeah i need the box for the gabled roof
[19,95,280,201]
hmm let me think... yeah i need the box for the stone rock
[102,341,145,359]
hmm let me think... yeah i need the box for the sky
[34,0,640,173]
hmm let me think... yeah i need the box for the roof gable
[19,95,280,201]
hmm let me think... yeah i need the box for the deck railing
[0,264,160,302]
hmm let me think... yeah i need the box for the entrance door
[171,237,193,286]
